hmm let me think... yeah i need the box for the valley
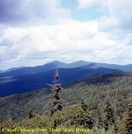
[0,61,132,133]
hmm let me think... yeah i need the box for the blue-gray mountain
[0,60,131,77]
[0,60,91,77]
[0,60,131,97]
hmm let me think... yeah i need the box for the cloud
[1,19,132,70]
[78,0,103,9]
[0,0,132,70]
[77,0,132,63]
[78,0,132,30]
[0,20,97,69]
[0,0,70,26]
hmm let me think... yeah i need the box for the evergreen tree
[97,99,105,129]
[28,108,35,119]
[125,104,132,134]
[104,98,115,131]
[47,70,63,116]
[81,99,88,112]
[79,99,94,128]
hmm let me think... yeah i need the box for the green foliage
[0,105,123,134]
[125,104,132,134]
[0,72,132,133]
[50,105,84,128]
[104,99,115,131]
[81,99,89,112]
[20,114,54,129]
[0,119,19,134]
[96,108,105,129]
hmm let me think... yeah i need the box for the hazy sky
[0,0,132,70]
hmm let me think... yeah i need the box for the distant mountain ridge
[97,63,132,72]
[0,60,132,97]
[0,65,119,97]
[0,60,132,77]
[0,60,90,77]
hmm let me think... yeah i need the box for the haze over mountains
[0,60,132,97]
[0,60,90,76]
[0,60,132,76]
